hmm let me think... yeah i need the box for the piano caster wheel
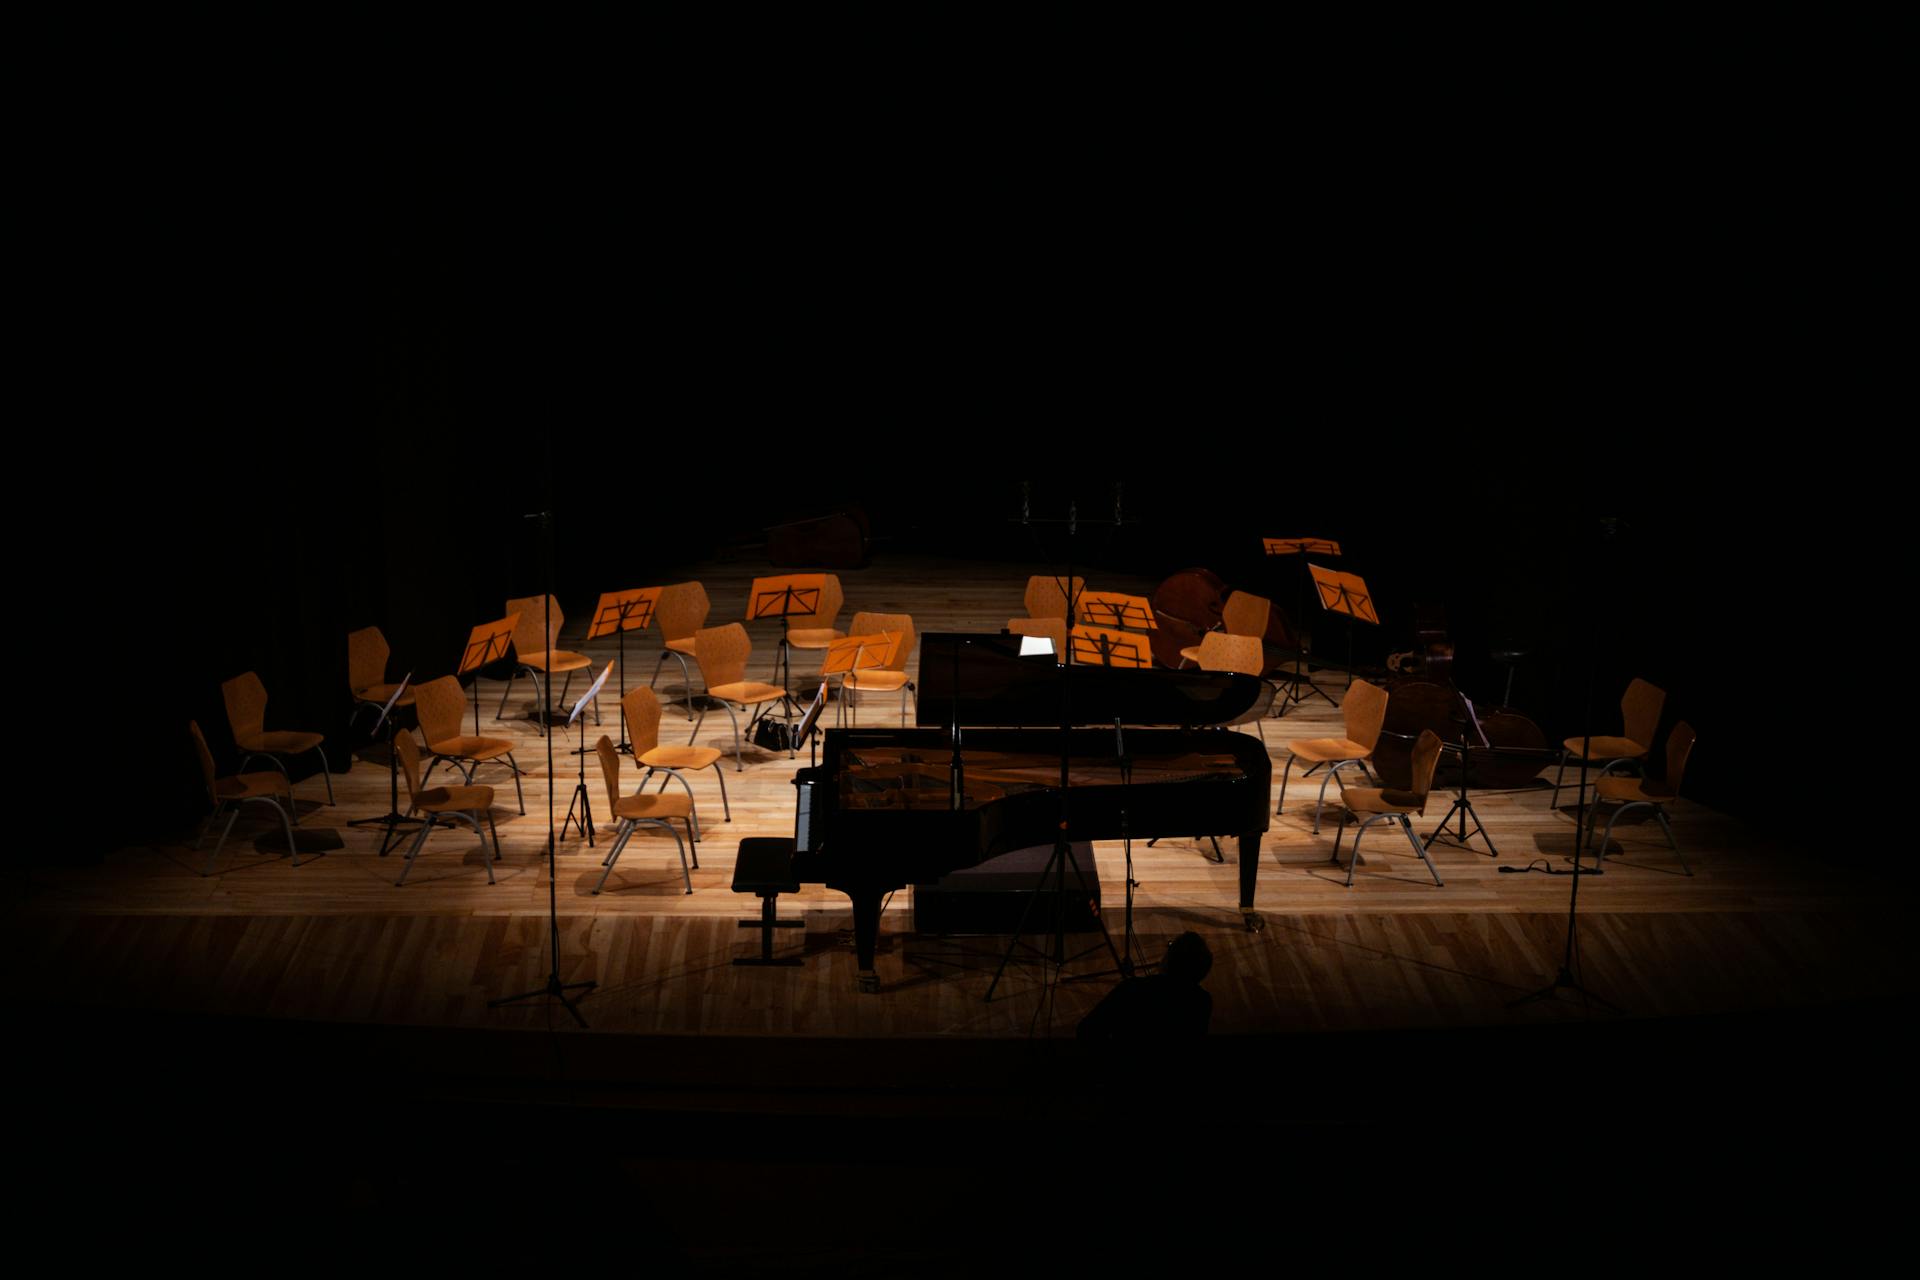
[857,970,880,995]
[1241,908,1266,933]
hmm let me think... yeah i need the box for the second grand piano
[793,633,1272,990]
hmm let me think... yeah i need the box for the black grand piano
[792,633,1272,991]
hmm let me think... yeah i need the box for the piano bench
[732,837,804,967]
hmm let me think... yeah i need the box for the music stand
[1068,625,1152,669]
[823,631,899,728]
[1425,692,1499,859]
[1075,591,1157,633]
[1309,564,1378,695]
[1265,537,1342,709]
[585,587,660,755]
[560,660,615,845]
[459,615,519,738]
[747,573,826,730]
[346,673,424,855]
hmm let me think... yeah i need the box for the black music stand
[585,587,659,755]
[346,673,424,855]
[489,502,596,1029]
[1265,537,1341,710]
[560,661,614,846]
[747,574,825,733]
[987,493,1129,1005]
[459,616,518,738]
[1425,692,1499,859]
[1309,564,1378,697]
[1076,591,1157,634]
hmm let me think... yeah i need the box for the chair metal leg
[497,671,517,721]
[272,798,300,866]
[528,670,548,736]
[1400,815,1442,886]
[1345,820,1369,887]
[670,824,692,894]
[476,810,495,883]
[505,752,525,814]
[312,745,333,805]
[421,757,438,792]
[1552,748,1568,809]
[1656,809,1690,875]
[1277,756,1294,817]
[487,811,501,866]
[203,808,239,876]
[594,821,634,894]
[397,814,438,886]
[711,761,731,821]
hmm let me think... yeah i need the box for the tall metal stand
[1425,695,1498,859]
[347,675,424,855]
[491,489,596,1028]
[1511,517,1622,1015]
[985,487,1126,1004]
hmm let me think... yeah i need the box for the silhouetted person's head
[1163,932,1212,985]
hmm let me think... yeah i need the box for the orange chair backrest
[622,686,663,756]
[188,721,218,797]
[1408,729,1444,806]
[413,675,467,746]
[221,671,269,742]
[1222,591,1271,639]
[506,595,564,655]
[693,623,753,688]
[655,582,711,643]
[1622,678,1666,748]
[347,626,390,693]
[1664,721,1696,796]
[594,735,622,813]
[1342,679,1390,752]
[393,731,425,807]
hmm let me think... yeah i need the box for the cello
[1148,568,1301,674]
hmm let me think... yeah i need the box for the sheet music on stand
[374,673,412,733]
[746,574,825,621]
[570,661,615,726]
[823,631,899,677]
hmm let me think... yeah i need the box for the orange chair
[623,685,730,836]
[392,731,499,887]
[1330,729,1445,888]
[839,611,915,726]
[413,675,525,814]
[1585,722,1697,875]
[1552,678,1666,811]
[593,735,696,895]
[347,625,413,731]
[649,581,711,719]
[189,721,298,876]
[690,623,790,769]
[500,595,598,735]
[1277,678,1389,833]
[782,575,845,673]
[221,671,333,806]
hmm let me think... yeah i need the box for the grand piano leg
[850,886,882,993]
[1239,832,1266,931]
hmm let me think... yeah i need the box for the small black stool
[731,836,804,967]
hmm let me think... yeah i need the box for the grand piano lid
[915,632,1270,728]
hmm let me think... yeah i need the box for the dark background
[37,93,1881,860]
